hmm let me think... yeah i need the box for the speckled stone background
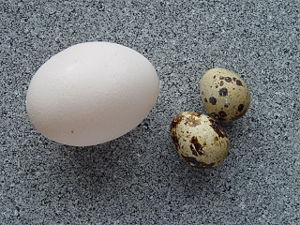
[1,0,299,224]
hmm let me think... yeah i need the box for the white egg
[26,42,160,146]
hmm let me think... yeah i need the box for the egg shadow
[56,133,139,194]
[221,116,255,148]
[163,157,232,203]
[45,106,162,199]
[178,159,229,182]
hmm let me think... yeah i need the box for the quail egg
[199,68,251,122]
[170,112,229,168]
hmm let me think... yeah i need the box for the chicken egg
[26,42,160,146]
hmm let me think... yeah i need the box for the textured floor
[1,0,299,224]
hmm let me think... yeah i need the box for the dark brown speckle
[209,97,217,105]
[219,111,227,118]
[238,104,244,112]
[171,114,184,130]
[219,88,228,96]
[224,104,229,108]
[204,98,208,102]
[236,80,243,86]
[220,76,224,80]
[220,81,224,86]
[190,147,198,156]
[209,119,227,138]
[208,119,215,124]
[191,136,204,155]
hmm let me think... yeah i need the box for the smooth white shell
[26,42,160,146]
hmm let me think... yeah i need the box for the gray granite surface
[1,0,299,224]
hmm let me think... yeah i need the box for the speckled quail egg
[199,68,251,122]
[170,112,229,168]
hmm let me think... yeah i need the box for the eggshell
[199,68,250,122]
[170,112,229,168]
[26,42,160,146]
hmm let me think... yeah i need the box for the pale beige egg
[199,68,251,122]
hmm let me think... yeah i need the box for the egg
[170,112,229,168]
[26,42,160,146]
[199,68,251,122]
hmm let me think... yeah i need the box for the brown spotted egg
[199,68,251,122]
[170,112,229,168]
